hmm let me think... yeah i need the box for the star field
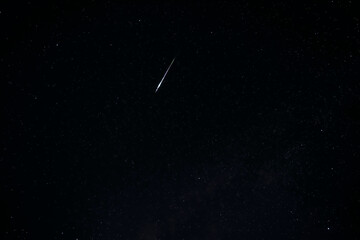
[1,1,359,239]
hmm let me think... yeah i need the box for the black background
[1,1,360,239]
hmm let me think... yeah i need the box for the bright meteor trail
[155,57,176,93]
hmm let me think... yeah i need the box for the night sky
[1,1,360,239]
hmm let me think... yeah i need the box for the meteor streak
[155,57,176,93]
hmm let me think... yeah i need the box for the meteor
[155,57,176,93]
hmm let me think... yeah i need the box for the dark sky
[1,1,360,239]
